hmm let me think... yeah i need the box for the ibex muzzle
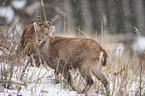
[34,13,110,95]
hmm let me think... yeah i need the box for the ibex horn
[37,11,42,26]
[47,15,61,27]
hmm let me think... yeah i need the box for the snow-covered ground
[0,26,145,96]
[0,61,144,96]
[0,62,106,96]
[0,63,79,96]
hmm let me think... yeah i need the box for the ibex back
[34,14,110,95]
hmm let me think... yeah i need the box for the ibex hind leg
[91,66,110,96]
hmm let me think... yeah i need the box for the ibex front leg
[91,65,110,96]
[60,67,77,91]
[79,66,94,94]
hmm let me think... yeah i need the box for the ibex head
[34,11,60,45]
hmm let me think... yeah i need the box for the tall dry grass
[0,21,144,96]
[0,23,50,94]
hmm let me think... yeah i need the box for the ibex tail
[101,49,108,66]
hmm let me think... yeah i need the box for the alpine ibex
[33,13,110,95]
[16,12,57,67]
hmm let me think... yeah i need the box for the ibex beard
[33,21,110,95]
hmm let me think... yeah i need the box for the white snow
[0,62,144,96]
[11,0,27,9]
[0,6,15,24]
[0,63,80,96]
[115,43,125,56]
[132,36,145,53]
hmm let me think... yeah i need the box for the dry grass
[0,24,144,96]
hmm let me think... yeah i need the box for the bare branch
[0,80,26,86]
[133,26,141,36]
[41,0,47,22]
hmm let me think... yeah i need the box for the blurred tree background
[0,0,145,36]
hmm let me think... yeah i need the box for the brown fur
[34,22,110,95]
[16,21,48,67]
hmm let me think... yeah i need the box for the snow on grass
[0,60,145,96]
[0,63,79,96]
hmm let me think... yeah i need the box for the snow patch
[0,6,15,24]
[11,0,27,9]
[115,43,125,56]
[132,36,145,53]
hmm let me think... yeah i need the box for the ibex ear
[34,22,38,33]
[50,26,55,37]
[50,26,55,33]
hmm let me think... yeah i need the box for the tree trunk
[134,0,145,35]
[122,0,132,34]
[64,0,76,35]
[80,0,93,35]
